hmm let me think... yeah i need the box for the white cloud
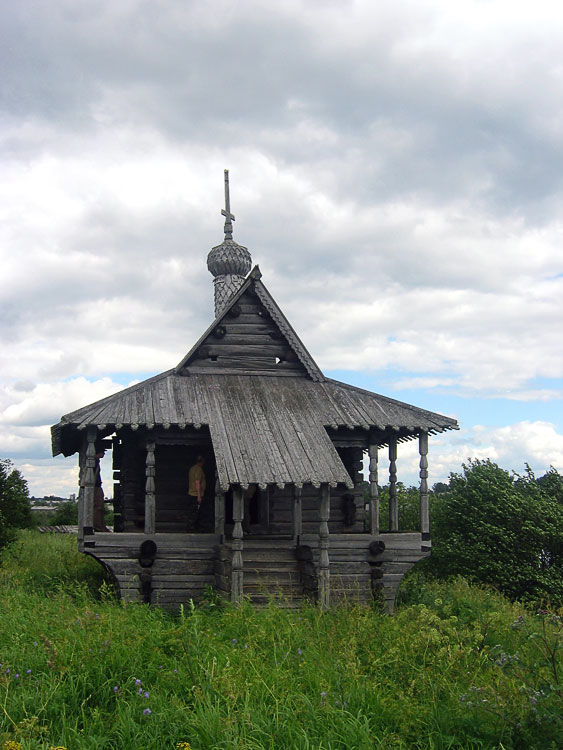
[387,420,563,487]
[1,0,562,494]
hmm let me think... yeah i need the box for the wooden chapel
[51,172,458,610]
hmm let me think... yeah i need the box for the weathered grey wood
[144,440,156,535]
[419,432,429,536]
[83,426,97,530]
[293,485,302,541]
[368,443,379,534]
[214,476,225,538]
[231,486,244,603]
[388,438,398,532]
[77,448,86,541]
[318,483,330,609]
[264,485,271,531]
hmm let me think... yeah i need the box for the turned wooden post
[419,432,430,537]
[231,486,244,604]
[319,483,330,609]
[77,448,86,541]
[214,474,225,539]
[293,485,302,542]
[83,426,97,532]
[389,438,398,532]
[368,444,379,534]
[144,440,156,535]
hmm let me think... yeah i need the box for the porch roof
[51,372,458,490]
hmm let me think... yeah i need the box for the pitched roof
[51,373,458,489]
[175,267,324,381]
[51,267,459,489]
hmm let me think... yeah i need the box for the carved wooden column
[77,448,86,542]
[144,440,156,535]
[318,484,330,609]
[419,432,430,538]
[368,444,379,534]
[293,485,302,542]
[83,426,97,533]
[214,474,225,540]
[231,486,244,604]
[388,438,398,532]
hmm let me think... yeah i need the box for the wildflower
[297,648,302,656]
[143,708,151,716]
[232,638,237,644]
[138,688,143,695]
[176,743,192,749]
[5,668,9,675]
[113,686,119,693]
[26,669,31,674]
[173,669,178,673]
[14,674,19,679]
[3,741,23,750]
[143,691,149,699]
[244,644,248,649]
[135,678,142,686]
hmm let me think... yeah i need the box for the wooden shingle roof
[51,372,458,489]
[51,269,458,489]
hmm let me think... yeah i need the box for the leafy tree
[427,459,563,607]
[0,459,32,549]
[378,482,421,531]
[51,500,79,525]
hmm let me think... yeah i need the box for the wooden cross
[221,169,235,239]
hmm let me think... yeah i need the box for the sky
[1,0,562,498]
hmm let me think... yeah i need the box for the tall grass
[0,531,561,749]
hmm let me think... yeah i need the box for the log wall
[82,533,220,607]
[81,531,429,611]
[267,482,365,535]
[182,293,309,377]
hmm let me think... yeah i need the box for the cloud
[0,378,125,463]
[373,420,563,488]
[1,1,562,494]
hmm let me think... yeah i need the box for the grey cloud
[2,0,563,226]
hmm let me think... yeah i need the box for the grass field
[0,531,561,749]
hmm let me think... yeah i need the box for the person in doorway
[93,448,110,532]
[187,455,206,531]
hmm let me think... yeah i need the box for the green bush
[427,460,563,607]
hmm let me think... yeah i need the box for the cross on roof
[221,169,235,240]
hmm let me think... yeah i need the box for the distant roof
[51,269,458,489]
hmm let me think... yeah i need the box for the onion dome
[207,170,252,316]
[207,238,251,278]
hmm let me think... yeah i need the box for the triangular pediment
[176,267,324,381]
